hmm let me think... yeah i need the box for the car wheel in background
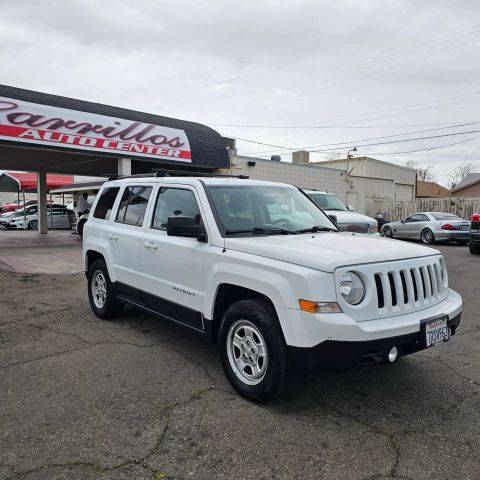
[421,228,435,244]
[87,259,124,319]
[470,243,480,254]
[77,219,86,238]
[383,226,393,238]
[219,298,295,402]
[456,240,469,246]
[28,220,38,230]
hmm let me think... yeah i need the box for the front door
[141,185,207,331]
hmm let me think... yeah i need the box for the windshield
[206,185,337,235]
[307,192,348,211]
[431,213,462,220]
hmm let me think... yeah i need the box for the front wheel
[87,259,124,319]
[219,298,294,402]
[421,228,435,244]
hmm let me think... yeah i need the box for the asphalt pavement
[0,243,479,480]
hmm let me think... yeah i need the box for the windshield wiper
[225,227,294,236]
[293,225,338,234]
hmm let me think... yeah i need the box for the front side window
[206,185,337,235]
[308,192,348,211]
[116,186,152,226]
[151,188,202,230]
[94,187,120,221]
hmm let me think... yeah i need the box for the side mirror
[400,219,405,224]
[167,216,206,241]
[347,205,354,212]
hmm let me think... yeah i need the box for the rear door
[108,184,153,301]
[140,184,207,331]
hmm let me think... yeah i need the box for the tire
[421,228,435,245]
[77,219,86,238]
[470,243,480,254]
[219,298,294,402]
[28,220,38,230]
[457,240,469,246]
[87,259,124,319]
[383,226,393,238]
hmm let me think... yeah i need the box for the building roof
[318,156,416,173]
[0,84,229,170]
[416,180,450,198]
[450,173,480,193]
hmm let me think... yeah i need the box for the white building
[318,157,416,214]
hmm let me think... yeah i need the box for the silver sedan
[381,212,470,245]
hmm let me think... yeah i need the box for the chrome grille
[337,223,370,234]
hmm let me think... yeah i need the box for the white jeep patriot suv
[83,175,462,402]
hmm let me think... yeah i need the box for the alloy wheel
[227,319,268,385]
[91,270,107,309]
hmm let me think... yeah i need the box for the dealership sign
[0,97,191,162]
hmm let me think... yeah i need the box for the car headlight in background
[339,271,365,305]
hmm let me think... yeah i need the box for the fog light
[388,346,398,363]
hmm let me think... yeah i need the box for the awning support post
[117,157,131,176]
[37,170,48,234]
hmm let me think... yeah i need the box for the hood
[225,232,438,272]
[325,210,376,225]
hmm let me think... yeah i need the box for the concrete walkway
[0,229,83,274]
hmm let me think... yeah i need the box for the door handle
[108,233,119,240]
[144,241,158,250]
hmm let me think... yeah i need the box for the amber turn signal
[299,300,341,314]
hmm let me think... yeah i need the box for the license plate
[460,225,469,230]
[425,317,450,347]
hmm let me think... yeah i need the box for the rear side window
[93,187,120,220]
[151,188,202,230]
[116,186,152,227]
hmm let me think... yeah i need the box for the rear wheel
[383,226,393,238]
[421,228,435,244]
[28,220,38,230]
[88,259,124,319]
[219,298,294,402]
[457,239,469,246]
[470,243,480,254]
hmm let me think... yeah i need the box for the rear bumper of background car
[434,230,470,241]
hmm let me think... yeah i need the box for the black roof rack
[109,169,249,181]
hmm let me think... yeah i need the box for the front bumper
[289,312,461,371]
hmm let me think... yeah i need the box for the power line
[311,128,480,152]
[207,25,480,120]
[363,134,480,156]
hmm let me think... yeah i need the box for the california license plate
[425,317,450,347]
[460,225,469,230]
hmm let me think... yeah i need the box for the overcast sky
[1,0,480,185]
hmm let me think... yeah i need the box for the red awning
[0,171,73,192]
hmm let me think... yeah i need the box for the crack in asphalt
[421,356,480,388]
[3,385,217,480]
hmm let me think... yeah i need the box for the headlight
[340,271,365,305]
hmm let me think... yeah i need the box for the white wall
[226,156,348,200]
